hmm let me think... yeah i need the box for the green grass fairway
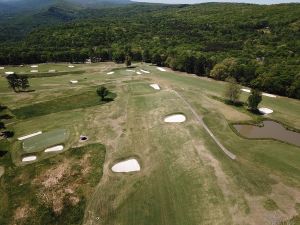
[22,129,69,153]
[0,62,299,225]
[13,91,116,119]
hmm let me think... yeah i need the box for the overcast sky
[133,0,300,4]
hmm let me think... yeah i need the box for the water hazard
[234,120,300,147]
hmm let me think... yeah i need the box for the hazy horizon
[133,0,300,4]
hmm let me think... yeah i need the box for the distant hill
[0,0,132,14]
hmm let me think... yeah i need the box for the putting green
[22,129,69,153]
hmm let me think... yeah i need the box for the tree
[19,76,30,91]
[151,53,162,66]
[142,49,151,63]
[225,77,241,104]
[6,73,18,92]
[210,58,238,80]
[248,89,262,111]
[96,86,109,101]
[6,74,30,92]
[125,55,132,67]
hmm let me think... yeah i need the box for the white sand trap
[164,114,186,123]
[107,72,114,75]
[126,69,135,72]
[22,156,37,162]
[68,65,75,68]
[5,71,14,75]
[44,145,64,153]
[259,107,273,115]
[18,131,42,141]
[48,69,56,73]
[30,70,38,73]
[140,69,150,74]
[136,72,142,75]
[150,84,160,90]
[241,88,251,93]
[0,67,4,69]
[31,65,38,68]
[262,92,276,98]
[70,80,78,84]
[112,159,141,173]
[157,67,166,72]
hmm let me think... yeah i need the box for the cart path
[172,90,236,160]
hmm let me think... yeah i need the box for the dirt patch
[39,160,71,188]
[32,158,82,214]
[13,204,34,223]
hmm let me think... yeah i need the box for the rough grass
[0,143,106,225]
[12,91,117,119]
[263,198,279,211]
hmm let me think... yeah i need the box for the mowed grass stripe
[12,91,117,119]
[22,129,69,153]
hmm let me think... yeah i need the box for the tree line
[0,3,299,98]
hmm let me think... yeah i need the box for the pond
[234,121,300,147]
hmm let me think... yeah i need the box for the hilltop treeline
[0,3,299,98]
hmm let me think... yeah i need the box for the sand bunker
[112,159,141,173]
[5,71,14,75]
[136,72,142,75]
[68,65,75,68]
[31,65,38,68]
[22,156,37,162]
[79,135,88,142]
[259,107,273,115]
[30,70,38,73]
[150,84,160,90]
[241,88,251,93]
[70,80,78,84]
[48,69,56,73]
[241,88,276,98]
[18,131,42,141]
[157,67,166,72]
[0,67,4,69]
[140,69,150,74]
[107,72,114,75]
[164,114,186,123]
[262,93,276,98]
[44,145,64,153]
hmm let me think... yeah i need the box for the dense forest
[0,2,299,98]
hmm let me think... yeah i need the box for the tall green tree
[6,73,18,92]
[96,86,109,101]
[125,55,132,67]
[248,89,262,111]
[225,77,241,104]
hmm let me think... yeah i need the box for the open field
[0,62,300,225]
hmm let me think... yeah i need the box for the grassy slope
[0,143,106,225]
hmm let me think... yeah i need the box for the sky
[133,0,300,4]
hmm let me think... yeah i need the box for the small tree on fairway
[6,73,18,92]
[248,89,262,111]
[125,55,132,67]
[97,86,109,101]
[19,76,30,91]
[225,77,241,104]
[6,74,30,92]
